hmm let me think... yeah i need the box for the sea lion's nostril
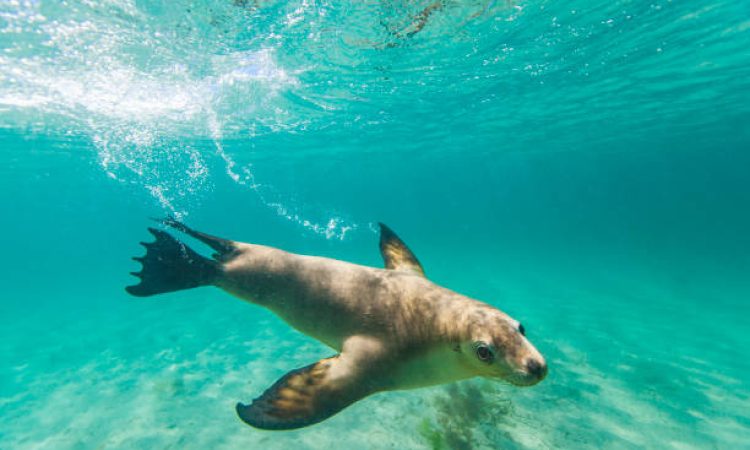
[526,359,547,379]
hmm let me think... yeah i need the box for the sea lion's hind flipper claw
[378,223,425,277]
[155,217,237,261]
[126,228,219,297]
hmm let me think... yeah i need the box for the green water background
[1,0,749,448]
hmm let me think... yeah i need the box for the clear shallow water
[1,1,749,448]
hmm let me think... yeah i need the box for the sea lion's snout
[506,356,547,387]
[514,340,547,386]
[525,358,548,383]
[527,359,547,379]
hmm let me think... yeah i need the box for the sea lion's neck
[385,344,477,390]
[422,288,492,343]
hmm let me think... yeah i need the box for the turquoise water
[1,0,749,448]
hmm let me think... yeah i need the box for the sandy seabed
[2,270,748,449]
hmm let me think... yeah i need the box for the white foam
[0,1,361,238]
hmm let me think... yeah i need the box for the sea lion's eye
[519,323,526,336]
[475,344,493,363]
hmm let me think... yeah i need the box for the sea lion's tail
[126,226,220,297]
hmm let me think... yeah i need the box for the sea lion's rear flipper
[236,336,386,430]
[378,223,425,277]
[157,217,238,262]
[126,228,219,297]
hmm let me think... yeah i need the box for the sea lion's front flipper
[236,336,387,430]
[378,223,425,277]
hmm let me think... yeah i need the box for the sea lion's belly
[218,249,401,350]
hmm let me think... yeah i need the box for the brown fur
[130,220,547,429]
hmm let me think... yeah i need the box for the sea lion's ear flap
[378,223,425,277]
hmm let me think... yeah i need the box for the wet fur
[128,220,545,429]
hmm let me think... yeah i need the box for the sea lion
[126,219,547,430]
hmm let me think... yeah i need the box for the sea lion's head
[377,223,547,387]
[458,308,547,386]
